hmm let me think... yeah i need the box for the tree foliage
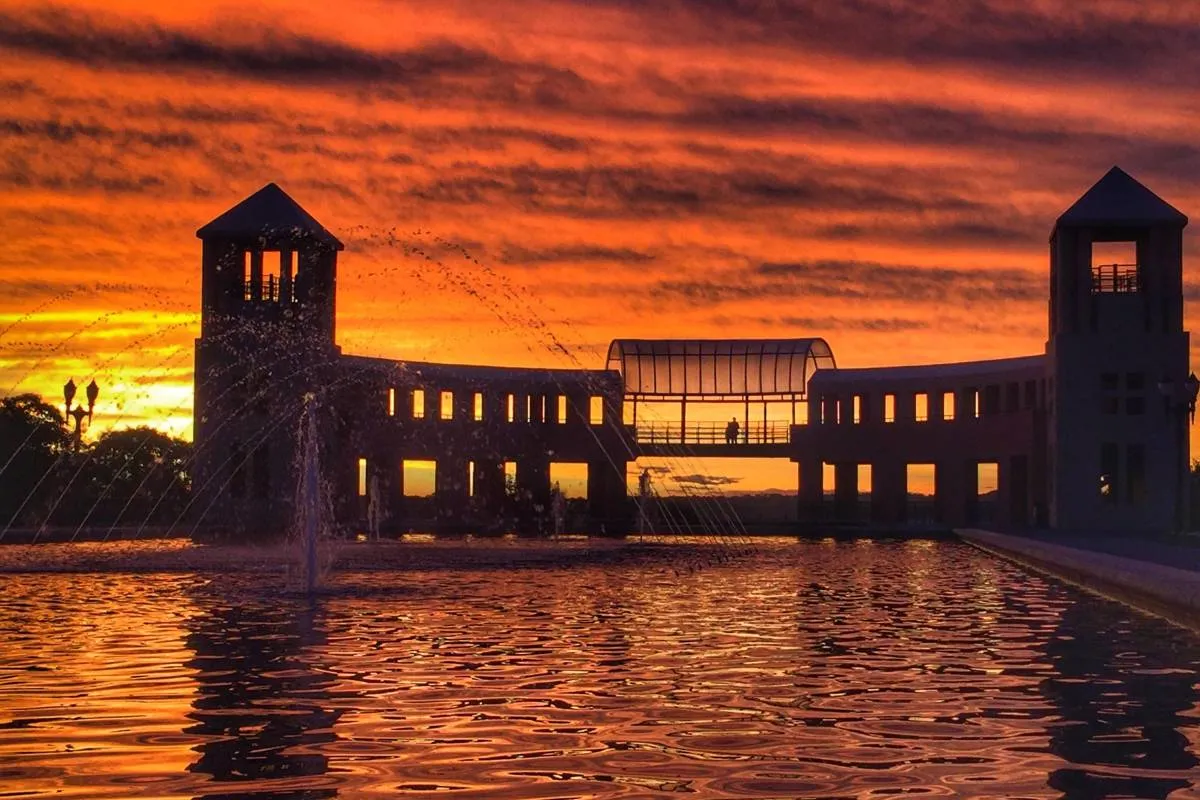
[0,393,192,530]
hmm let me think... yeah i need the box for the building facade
[791,167,1194,533]
[192,167,1192,538]
[192,184,631,538]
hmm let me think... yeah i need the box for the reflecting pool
[1,538,1198,798]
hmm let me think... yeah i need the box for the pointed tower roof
[196,183,344,248]
[1057,166,1187,228]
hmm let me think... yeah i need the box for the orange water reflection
[0,540,1197,797]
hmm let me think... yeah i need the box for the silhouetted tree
[69,427,192,527]
[0,392,192,530]
[0,393,70,527]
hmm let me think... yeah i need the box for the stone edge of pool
[956,528,1200,632]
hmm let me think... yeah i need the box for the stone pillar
[934,460,965,527]
[797,457,822,522]
[588,459,628,536]
[871,460,906,525]
[517,457,551,534]
[834,462,858,521]
[372,453,402,534]
[436,457,471,529]
[472,457,506,533]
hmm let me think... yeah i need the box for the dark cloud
[672,473,742,488]
[572,1,1200,86]
[406,162,989,219]
[0,116,197,150]
[0,3,599,110]
[716,315,929,333]
[499,244,656,266]
[652,259,1042,309]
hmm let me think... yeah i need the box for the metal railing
[635,420,792,445]
[1091,263,1139,294]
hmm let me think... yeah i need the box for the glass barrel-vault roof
[606,338,836,400]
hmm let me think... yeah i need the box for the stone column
[588,459,628,536]
[796,457,822,522]
[871,460,907,525]
[834,462,859,521]
[517,456,551,534]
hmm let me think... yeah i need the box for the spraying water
[294,394,323,595]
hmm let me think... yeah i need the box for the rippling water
[1,538,1199,798]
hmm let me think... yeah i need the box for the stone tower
[1047,167,1190,532]
[193,184,343,536]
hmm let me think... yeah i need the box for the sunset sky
[3,1,1200,491]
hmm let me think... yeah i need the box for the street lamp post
[63,379,100,453]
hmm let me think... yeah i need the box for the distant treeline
[0,394,191,530]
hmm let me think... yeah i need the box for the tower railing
[1091,263,1139,294]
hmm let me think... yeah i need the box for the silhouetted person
[728,417,740,444]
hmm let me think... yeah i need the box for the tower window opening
[473,392,484,421]
[557,395,567,424]
[884,394,896,423]
[507,393,515,423]
[914,392,928,422]
[1090,241,1139,293]
[943,391,956,421]
[853,395,862,424]
[440,391,454,420]
[412,389,425,419]
[387,387,395,417]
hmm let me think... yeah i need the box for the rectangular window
[473,392,484,421]
[1127,444,1146,505]
[1102,396,1120,414]
[1127,372,1145,391]
[972,388,981,419]
[387,387,395,417]
[853,395,862,424]
[1101,372,1120,391]
[589,396,604,425]
[357,457,368,497]
[557,395,567,425]
[468,461,475,497]
[1126,396,1145,415]
[526,395,533,423]
[440,391,454,420]
[822,462,836,497]
[403,460,436,498]
[507,394,516,423]
[504,461,517,486]
[1100,442,1119,503]
[412,389,425,419]
[884,393,896,423]
[1005,382,1019,412]
[915,393,928,422]
[943,391,956,421]
[1024,380,1036,409]
[795,401,809,426]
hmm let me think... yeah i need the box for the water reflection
[1,540,1198,798]
[1043,595,1200,798]
[185,594,342,799]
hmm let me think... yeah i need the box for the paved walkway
[957,528,1200,628]
[998,530,1200,572]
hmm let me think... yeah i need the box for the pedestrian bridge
[607,338,836,459]
[633,420,794,456]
